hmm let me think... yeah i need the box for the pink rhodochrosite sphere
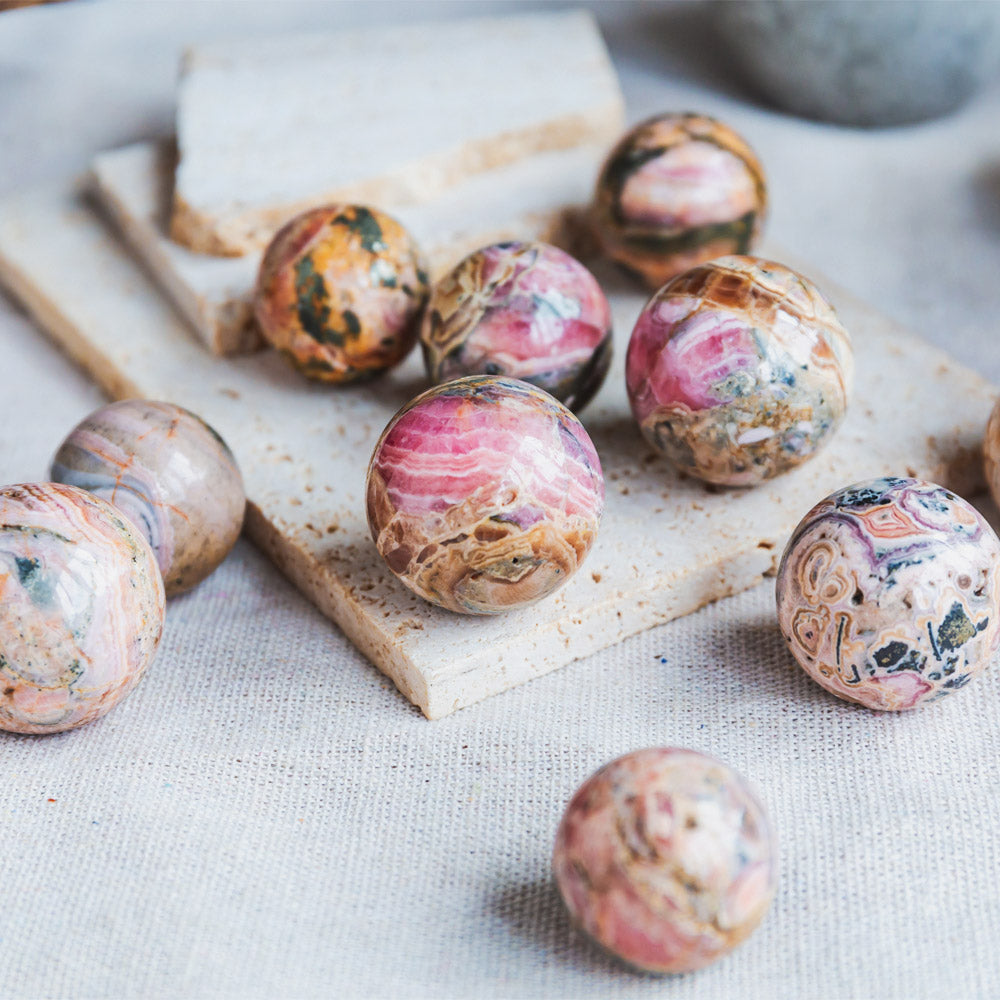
[366,375,604,614]
[254,204,429,382]
[626,255,853,486]
[777,477,1000,711]
[553,747,777,974]
[594,113,767,289]
[0,483,165,734]
[420,241,613,412]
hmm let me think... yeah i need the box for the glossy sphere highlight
[366,376,604,614]
[254,204,429,382]
[594,113,767,289]
[626,255,853,486]
[553,748,777,974]
[51,400,245,596]
[420,241,613,411]
[0,483,165,734]
[777,477,1000,710]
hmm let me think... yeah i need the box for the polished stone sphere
[626,255,853,486]
[255,204,429,382]
[777,477,1000,710]
[594,113,767,289]
[366,375,604,614]
[51,399,245,596]
[420,241,612,412]
[553,747,777,974]
[0,483,165,734]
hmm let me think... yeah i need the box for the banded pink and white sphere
[420,241,613,412]
[594,113,767,289]
[366,376,604,614]
[0,483,165,734]
[553,748,777,974]
[626,255,853,486]
[50,399,245,596]
[777,477,1000,711]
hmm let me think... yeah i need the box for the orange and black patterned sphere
[594,113,767,290]
[254,205,430,382]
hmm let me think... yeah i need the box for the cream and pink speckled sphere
[0,483,165,734]
[254,204,429,382]
[553,747,777,974]
[420,241,613,412]
[366,375,604,615]
[626,255,853,486]
[50,399,245,596]
[594,113,767,289]
[777,476,1000,711]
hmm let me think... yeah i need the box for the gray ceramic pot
[714,0,1000,126]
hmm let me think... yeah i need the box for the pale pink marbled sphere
[0,483,165,734]
[553,748,777,974]
[366,376,604,614]
[50,399,245,596]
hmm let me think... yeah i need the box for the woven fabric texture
[3,544,999,999]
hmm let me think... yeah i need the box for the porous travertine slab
[0,179,994,718]
[91,141,607,356]
[91,144,261,356]
[170,10,625,256]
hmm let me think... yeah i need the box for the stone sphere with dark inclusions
[777,476,1000,711]
[420,241,613,412]
[594,112,767,290]
[254,204,429,383]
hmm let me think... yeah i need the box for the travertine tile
[0,179,993,717]
[93,141,608,355]
[170,11,625,256]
